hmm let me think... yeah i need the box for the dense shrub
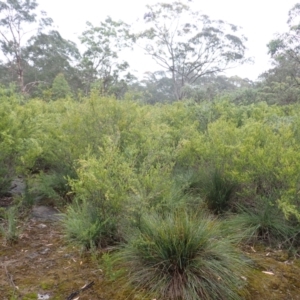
[1,90,300,222]
[0,165,12,196]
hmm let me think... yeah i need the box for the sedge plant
[0,206,20,243]
[61,199,116,250]
[224,197,298,247]
[116,210,249,300]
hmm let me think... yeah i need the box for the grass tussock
[61,199,117,249]
[0,206,20,243]
[116,211,249,300]
[224,199,299,247]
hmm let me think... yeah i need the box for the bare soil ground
[1,207,300,300]
[0,217,106,300]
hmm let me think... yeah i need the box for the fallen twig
[66,281,94,300]
[3,264,18,291]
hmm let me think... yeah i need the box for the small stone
[38,294,50,300]
[31,205,62,222]
[26,252,39,259]
[10,177,26,195]
[37,223,47,229]
[262,271,274,275]
[40,248,50,255]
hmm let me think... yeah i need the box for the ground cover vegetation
[2,0,300,299]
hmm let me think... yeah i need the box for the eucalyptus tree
[51,73,72,100]
[268,3,300,67]
[0,0,52,92]
[136,0,248,100]
[261,3,300,104]
[140,71,174,103]
[79,17,133,97]
[23,30,82,96]
[182,74,253,102]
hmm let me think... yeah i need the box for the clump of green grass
[116,211,248,300]
[0,162,12,197]
[27,166,76,206]
[225,198,298,247]
[205,169,237,214]
[0,206,19,243]
[185,167,236,214]
[61,199,117,250]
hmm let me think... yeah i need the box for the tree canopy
[135,1,248,99]
[1,0,300,104]
[0,0,52,92]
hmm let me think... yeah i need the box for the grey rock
[37,223,47,229]
[38,294,50,300]
[10,177,26,196]
[40,248,50,255]
[26,252,39,259]
[31,206,63,222]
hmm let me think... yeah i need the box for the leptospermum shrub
[116,211,249,300]
[65,144,134,245]
[2,90,300,222]
[175,101,300,220]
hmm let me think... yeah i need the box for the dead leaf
[262,271,274,275]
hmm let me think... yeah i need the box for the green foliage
[68,144,134,215]
[63,140,136,247]
[51,73,72,100]
[2,88,300,236]
[79,17,133,96]
[184,100,300,220]
[61,199,115,249]
[0,164,12,196]
[185,167,236,214]
[0,0,52,91]
[100,253,126,281]
[23,293,38,300]
[28,170,73,204]
[137,1,247,100]
[21,182,35,207]
[116,211,248,300]
[261,3,300,105]
[225,198,298,247]
[205,169,236,214]
[23,31,82,98]
[135,71,174,104]
[0,206,19,243]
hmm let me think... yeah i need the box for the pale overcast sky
[37,0,299,81]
